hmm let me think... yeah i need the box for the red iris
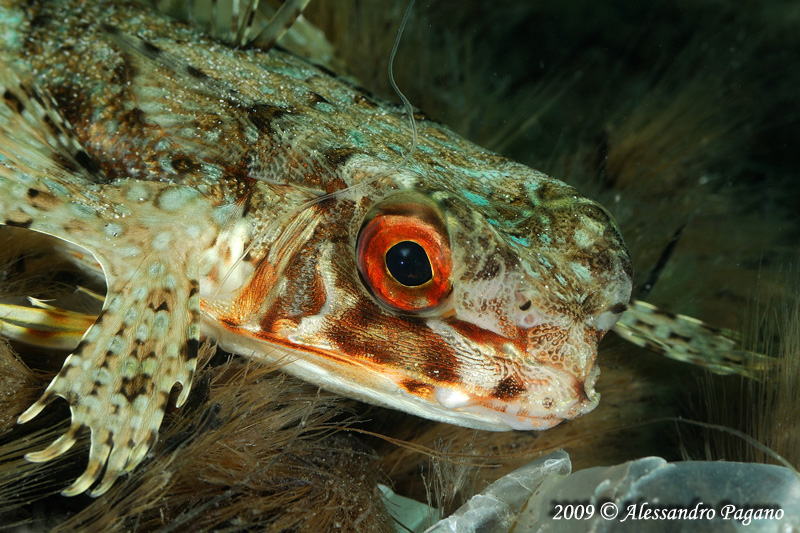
[357,206,452,313]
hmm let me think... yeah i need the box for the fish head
[206,149,632,431]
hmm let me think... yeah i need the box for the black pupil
[385,241,433,287]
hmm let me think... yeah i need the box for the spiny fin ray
[24,421,84,462]
[0,74,103,188]
[0,302,96,350]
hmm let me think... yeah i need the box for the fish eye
[356,194,452,313]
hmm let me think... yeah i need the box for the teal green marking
[387,142,405,155]
[42,178,71,198]
[68,201,97,217]
[204,163,224,181]
[348,129,367,147]
[314,102,335,114]
[510,234,531,246]
[463,190,490,207]
[0,9,25,49]
[271,63,315,80]
[524,182,540,205]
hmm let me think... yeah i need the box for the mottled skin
[0,0,632,495]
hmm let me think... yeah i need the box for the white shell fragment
[425,451,800,533]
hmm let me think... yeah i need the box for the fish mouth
[414,312,602,431]
[429,356,600,431]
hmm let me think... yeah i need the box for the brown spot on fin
[248,103,288,134]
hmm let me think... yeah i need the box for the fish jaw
[206,300,604,432]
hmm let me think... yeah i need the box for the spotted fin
[99,25,255,177]
[0,79,103,201]
[19,266,201,496]
[153,0,264,46]
[613,299,773,378]
[99,24,339,190]
[1,74,209,496]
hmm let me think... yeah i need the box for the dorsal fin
[148,0,341,71]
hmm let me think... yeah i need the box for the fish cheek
[330,302,456,380]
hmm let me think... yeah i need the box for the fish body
[0,0,632,495]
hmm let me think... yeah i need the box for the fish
[0,0,759,497]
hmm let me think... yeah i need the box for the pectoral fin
[18,261,201,496]
[613,299,773,379]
